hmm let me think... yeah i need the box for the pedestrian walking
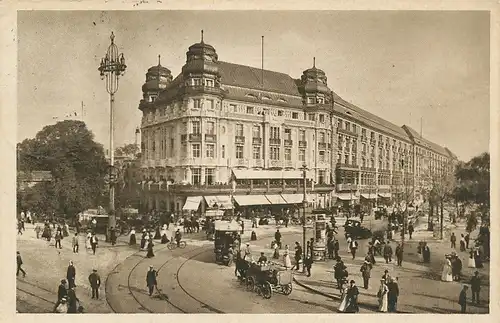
[338,284,349,312]
[345,280,360,313]
[346,235,352,253]
[54,230,62,249]
[110,227,117,246]
[66,287,80,314]
[422,243,431,263]
[146,265,158,296]
[53,279,68,311]
[470,271,481,304]
[88,269,101,299]
[387,277,399,313]
[450,232,457,249]
[383,243,393,264]
[90,233,98,255]
[72,233,79,253]
[67,261,76,289]
[468,250,476,268]
[459,234,466,252]
[395,243,403,266]
[350,239,358,260]
[441,256,453,282]
[175,229,182,247]
[272,241,280,259]
[293,242,302,271]
[34,224,41,239]
[360,260,372,289]
[334,258,348,290]
[16,251,26,277]
[283,245,292,269]
[274,229,282,249]
[304,256,313,277]
[408,222,414,240]
[464,232,470,249]
[377,279,389,312]
[17,221,23,235]
[130,227,137,245]
[458,285,468,313]
[333,238,340,259]
[146,240,155,258]
[140,230,147,249]
[85,231,92,250]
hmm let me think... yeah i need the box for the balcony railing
[338,128,358,137]
[299,141,307,148]
[189,133,202,141]
[268,159,283,168]
[235,136,245,144]
[205,134,217,142]
[284,139,293,147]
[236,158,249,167]
[269,138,281,145]
[361,166,376,172]
[252,137,262,145]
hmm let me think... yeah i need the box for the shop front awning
[233,195,270,206]
[281,194,307,204]
[336,193,359,201]
[204,195,233,209]
[265,194,288,205]
[182,196,203,211]
[378,193,392,198]
[361,193,378,199]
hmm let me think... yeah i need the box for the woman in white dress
[468,250,476,268]
[377,279,389,312]
[441,256,453,282]
[346,236,352,252]
[85,232,92,250]
[283,245,292,269]
[338,284,349,312]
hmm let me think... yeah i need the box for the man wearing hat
[360,260,372,289]
[53,279,68,312]
[88,269,101,300]
[16,251,26,278]
[470,271,481,304]
[66,261,76,289]
[54,296,68,313]
[146,265,158,296]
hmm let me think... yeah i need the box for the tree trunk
[440,199,444,240]
[428,202,434,231]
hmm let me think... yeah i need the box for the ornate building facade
[137,35,457,214]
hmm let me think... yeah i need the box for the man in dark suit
[395,243,404,266]
[16,252,26,277]
[383,243,393,264]
[88,269,101,299]
[146,265,158,296]
[470,271,481,304]
[458,285,468,313]
[66,261,76,289]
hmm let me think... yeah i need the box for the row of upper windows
[230,103,328,123]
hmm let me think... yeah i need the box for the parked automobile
[344,219,372,239]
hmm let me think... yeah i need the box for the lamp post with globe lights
[98,32,127,240]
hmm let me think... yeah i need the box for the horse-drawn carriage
[214,220,240,266]
[236,260,293,299]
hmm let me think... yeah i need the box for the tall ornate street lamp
[98,32,127,240]
[301,163,308,273]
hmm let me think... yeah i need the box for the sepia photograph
[14,9,491,314]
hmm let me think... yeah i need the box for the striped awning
[182,196,203,211]
[204,195,233,209]
[281,194,306,204]
[265,194,288,205]
[361,193,378,199]
[378,193,392,198]
[234,195,270,206]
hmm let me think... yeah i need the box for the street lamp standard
[301,163,308,273]
[98,32,127,239]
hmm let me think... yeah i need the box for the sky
[17,10,490,161]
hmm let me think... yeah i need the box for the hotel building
[136,35,457,214]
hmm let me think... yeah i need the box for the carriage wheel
[246,276,255,292]
[282,283,292,295]
[179,241,187,249]
[261,282,272,299]
[167,243,175,250]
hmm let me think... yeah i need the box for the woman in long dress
[146,240,155,258]
[468,249,476,268]
[85,232,92,250]
[273,242,280,259]
[338,285,349,312]
[441,257,453,282]
[129,228,136,246]
[283,245,292,269]
[377,279,389,312]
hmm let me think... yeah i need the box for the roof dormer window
[317,97,324,104]
[205,79,214,87]
[307,97,315,104]
[193,78,202,86]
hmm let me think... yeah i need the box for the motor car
[344,219,372,239]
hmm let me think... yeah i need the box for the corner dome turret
[299,58,330,95]
[141,55,172,93]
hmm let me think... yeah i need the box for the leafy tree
[17,120,108,219]
[455,152,490,215]
[115,143,140,159]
